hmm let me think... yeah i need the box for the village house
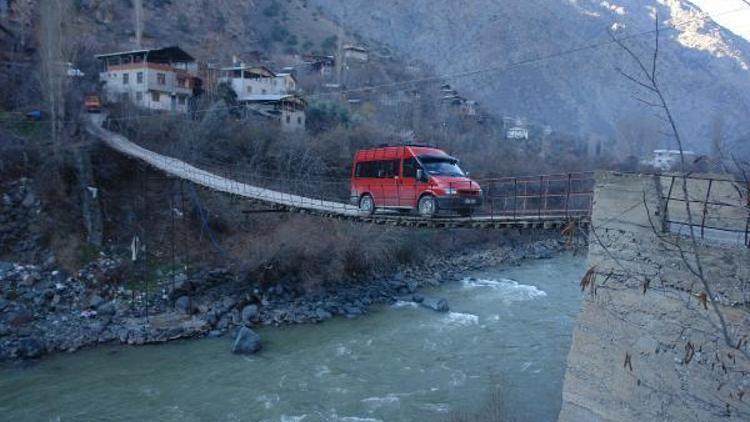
[218,62,305,131]
[647,149,698,171]
[504,116,529,140]
[343,44,369,62]
[95,46,199,113]
[242,95,307,132]
[301,54,335,77]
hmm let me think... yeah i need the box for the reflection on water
[0,255,584,421]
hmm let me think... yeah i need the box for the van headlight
[444,187,458,195]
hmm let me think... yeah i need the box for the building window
[178,96,186,105]
[122,73,129,84]
[262,89,267,94]
[157,73,166,85]
[247,86,252,93]
[137,72,143,84]
[136,92,143,102]
[286,115,291,123]
[151,91,160,102]
[297,116,302,124]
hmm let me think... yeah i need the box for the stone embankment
[1,230,578,361]
[559,173,750,421]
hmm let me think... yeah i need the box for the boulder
[315,307,333,321]
[0,261,13,278]
[240,304,258,324]
[6,306,33,325]
[420,296,450,312]
[97,301,117,316]
[175,296,192,314]
[344,305,363,317]
[17,337,46,358]
[88,294,106,309]
[232,326,262,354]
[21,191,36,208]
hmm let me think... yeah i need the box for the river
[0,255,585,421]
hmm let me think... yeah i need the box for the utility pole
[335,8,347,89]
[134,0,143,48]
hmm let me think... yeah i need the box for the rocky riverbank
[1,234,584,362]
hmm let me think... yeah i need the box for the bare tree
[38,0,74,163]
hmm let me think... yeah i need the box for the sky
[689,0,750,40]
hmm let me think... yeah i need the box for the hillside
[308,0,750,154]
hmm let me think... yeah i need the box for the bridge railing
[168,153,596,221]
[477,172,595,220]
[661,174,750,247]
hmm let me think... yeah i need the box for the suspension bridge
[85,114,593,230]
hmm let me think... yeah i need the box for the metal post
[489,181,494,218]
[564,173,572,219]
[512,178,518,220]
[662,176,676,232]
[141,164,149,323]
[700,179,713,239]
[537,175,543,220]
[171,179,176,295]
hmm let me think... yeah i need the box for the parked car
[84,95,102,113]
[350,145,482,216]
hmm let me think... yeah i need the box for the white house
[95,46,198,113]
[649,149,698,171]
[506,126,529,140]
[218,65,297,100]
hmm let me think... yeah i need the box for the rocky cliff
[309,0,750,152]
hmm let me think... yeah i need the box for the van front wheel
[418,195,437,217]
[359,194,375,215]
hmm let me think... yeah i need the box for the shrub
[263,0,282,17]
[321,35,338,53]
[271,24,290,43]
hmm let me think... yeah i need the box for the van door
[379,159,400,207]
[399,156,421,208]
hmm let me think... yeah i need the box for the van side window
[380,160,399,178]
[355,160,399,178]
[403,157,418,178]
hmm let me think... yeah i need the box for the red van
[350,145,482,216]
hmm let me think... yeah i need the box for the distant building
[649,149,698,171]
[343,44,369,62]
[219,65,283,98]
[242,94,307,132]
[95,46,199,113]
[301,54,335,76]
[219,62,305,131]
[461,100,478,116]
[506,126,529,140]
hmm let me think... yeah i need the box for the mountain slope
[309,0,750,154]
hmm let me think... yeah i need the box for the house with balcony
[218,63,305,131]
[241,94,307,132]
[95,46,199,113]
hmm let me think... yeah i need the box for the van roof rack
[374,143,439,148]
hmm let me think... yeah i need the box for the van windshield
[419,155,465,177]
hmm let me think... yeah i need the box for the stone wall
[559,172,750,421]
